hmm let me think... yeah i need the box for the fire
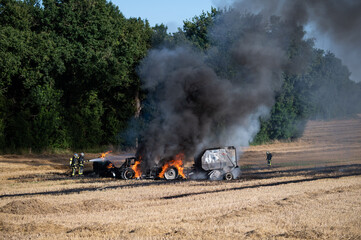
[106,162,114,169]
[159,153,186,179]
[131,157,142,178]
[99,150,112,160]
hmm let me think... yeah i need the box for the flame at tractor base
[158,153,186,180]
[131,158,142,179]
[106,162,114,169]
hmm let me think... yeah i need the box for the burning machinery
[90,153,141,180]
[152,146,241,180]
[147,153,186,180]
[91,146,240,180]
[92,157,141,179]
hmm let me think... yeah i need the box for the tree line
[1,1,360,152]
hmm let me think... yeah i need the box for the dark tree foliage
[0,0,152,152]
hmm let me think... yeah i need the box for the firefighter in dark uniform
[69,153,79,176]
[78,152,85,175]
[266,151,272,166]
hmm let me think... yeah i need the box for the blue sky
[110,0,229,32]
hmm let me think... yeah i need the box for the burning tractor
[90,151,186,180]
[90,153,141,180]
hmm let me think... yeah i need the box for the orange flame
[159,153,186,179]
[106,162,114,169]
[99,150,112,160]
[131,159,142,179]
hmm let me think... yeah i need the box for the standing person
[78,152,85,176]
[69,153,79,177]
[266,151,273,166]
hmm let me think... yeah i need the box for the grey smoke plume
[229,0,361,82]
[137,11,290,169]
[136,0,361,169]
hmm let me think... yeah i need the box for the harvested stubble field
[1,116,361,239]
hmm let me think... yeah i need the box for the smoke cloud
[227,0,361,82]
[137,10,293,169]
[135,0,360,170]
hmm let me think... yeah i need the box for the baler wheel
[224,172,233,180]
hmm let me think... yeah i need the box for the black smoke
[136,12,297,169]
[136,0,361,170]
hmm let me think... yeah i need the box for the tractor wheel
[224,172,233,181]
[164,167,178,180]
[122,168,135,180]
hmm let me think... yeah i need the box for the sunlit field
[1,117,360,239]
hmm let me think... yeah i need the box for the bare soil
[0,115,360,239]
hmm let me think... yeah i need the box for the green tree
[40,0,152,148]
[0,0,65,151]
[182,7,219,50]
[151,24,170,48]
